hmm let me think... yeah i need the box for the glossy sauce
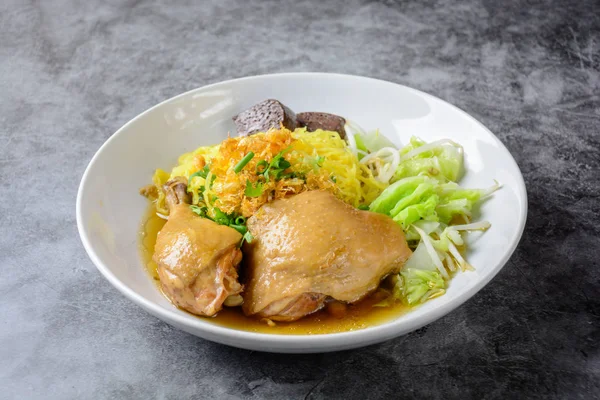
[139,206,410,334]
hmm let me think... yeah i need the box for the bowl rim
[76,72,528,348]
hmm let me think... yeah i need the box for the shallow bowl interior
[77,73,527,353]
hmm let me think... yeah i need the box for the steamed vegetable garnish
[369,173,498,229]
[354,129,398,160]
[354,133,367,156]
[140,99,500,328]
[350,126,400,184]
[393,193,439,229]
[362,130,397,152]
[360,147,400,184]
[395,136,464,182]
[370,176,431,215]
[362,131,499,307]
[397,268,446,305]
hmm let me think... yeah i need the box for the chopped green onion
[196,207,251,245]
[229,224,248,235]
[233,152,255,173]
[213,208,232,225]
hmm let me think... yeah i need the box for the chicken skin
[153,178,244,316]
[242,191,412,321]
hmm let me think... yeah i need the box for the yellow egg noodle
[150,127,385,218]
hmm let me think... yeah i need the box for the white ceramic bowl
[77,73,527,353]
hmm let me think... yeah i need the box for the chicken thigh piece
[242,191,412,321]
[153,178,244,316]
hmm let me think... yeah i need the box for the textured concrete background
[1,0,599,399]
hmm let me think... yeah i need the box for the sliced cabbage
[436,199,472,224]
[395,136,464,182]
[403,241,439,271]
[354,130,400,184]
[360,147,401,184]
[354,134,368,157]
[399,136,427,155]
[392,194,439,229]
[404,220,439,241]
[357,130,397,153]
[389,181,435,216]
[436,181,499,224]
[396,268,446,305]
[369,176,432,215]
[363,136,499,308]
[369,173,497,227]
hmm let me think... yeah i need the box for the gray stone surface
[1,0,599,398]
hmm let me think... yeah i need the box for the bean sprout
[360,147,400,184]
[344,119,367,157]
[413,225,449,279]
